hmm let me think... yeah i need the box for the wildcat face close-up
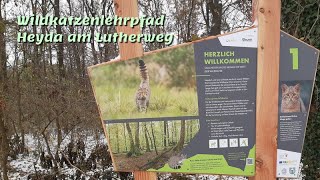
[281,83,306,113]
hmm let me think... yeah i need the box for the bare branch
[305,3,320,40]
[62,153,98,180]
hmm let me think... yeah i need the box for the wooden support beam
[113,0,143,60]
[112,0,156,179]
[133,171,158,180]
[250,0,281,179]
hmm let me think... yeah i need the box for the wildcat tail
[139,59,145,66]
[138,59,149,82]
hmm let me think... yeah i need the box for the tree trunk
[200,0,211,35]
[48,44,54,74]
[13,40,25,152]
[174,121,177,143]
[17,69,25,151]
[42,131,58,169]
[90,26,98,64]
[66,0,82,77]
[123,123,127,152]
[186,0,195,41]
[166,121,170,146]
[174,120,185,152]
[146,124,154,149]
[0,110,9,180]
[171,121,174,144]
[150,122,158,155]
[144,123,151,152]
[163,121,167,148]
[116,125,119,153]
[0,6,9,179]
[134,122,141,155]
[81,43,86,77]
[30,0,40,76]
[207,0,222,36]
[53,0,65,78]
[56,117,62,154]
[41,0,47,77]
[126,123,135,156]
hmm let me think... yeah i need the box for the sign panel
[88,28,257,176]
[276,32,319,178]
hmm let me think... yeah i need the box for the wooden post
[133,171,157,180]
[113,0,143,60]
[250,0,280,179]
[113,0,157,179]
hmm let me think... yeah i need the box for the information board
[88,28,257,176]
[276,32,319,178]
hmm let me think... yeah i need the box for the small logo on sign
[219,139,228,148]
[239,138,248,147]
[226,39,236,42]
[280,153,288,159]
[229,138,238,147]
[282,168,287,175]
[242,38,252,42]
[209,139,218,149]
[289,167,296,175]
[246,158,254,165]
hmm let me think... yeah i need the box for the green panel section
[148,145,255,176]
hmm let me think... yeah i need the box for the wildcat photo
[89,44,199,120]
[106,119,200,171]
[279,81,312,113]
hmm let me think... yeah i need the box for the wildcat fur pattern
[135,60,150,112]
[168,154,187,169]
[281,83,306,113]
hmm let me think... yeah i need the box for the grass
[89,44,198,120]
[95,85,198,120]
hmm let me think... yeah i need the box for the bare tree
[144,122,151,152]
[0,1,10,179]
[53,0,65,78]
[174,120,185,152]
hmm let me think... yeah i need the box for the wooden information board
[276,32,319,178]
[88,0,319,178]
[88,28,258,176]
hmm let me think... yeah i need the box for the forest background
[0,0,319,179]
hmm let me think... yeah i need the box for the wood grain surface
[113,0,156,179]
[250,0,280,179]
[92,0,282,178]
[113,0,143,60]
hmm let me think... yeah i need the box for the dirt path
[113,150,168,171]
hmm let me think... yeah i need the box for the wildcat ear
[281,84,288,93]
[294,84,300,92]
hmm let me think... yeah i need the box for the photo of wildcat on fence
[89,44,198,120]
[280,81,312,113]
